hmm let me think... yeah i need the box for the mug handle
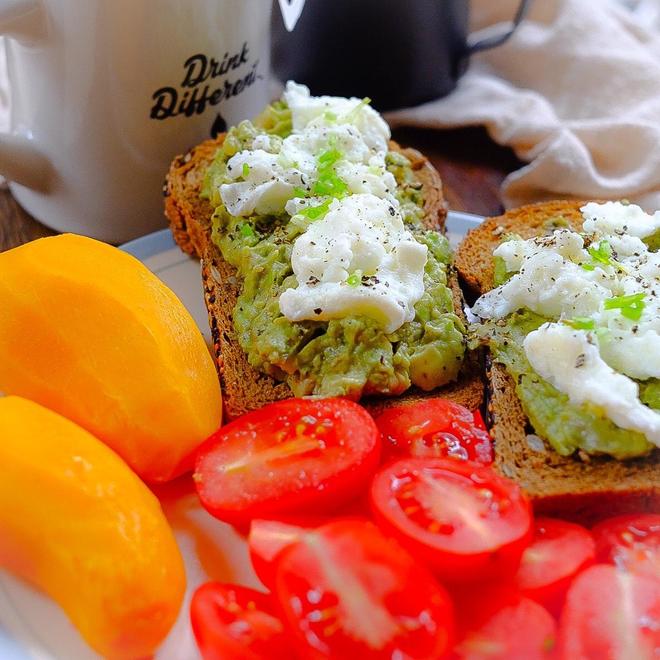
[466,0,533,54]
[0,0,51,190]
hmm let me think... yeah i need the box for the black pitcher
[272,0,531,111]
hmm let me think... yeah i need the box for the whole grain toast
[165,135,483,420]
[456,200,659,523]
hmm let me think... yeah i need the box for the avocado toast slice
[165,132,483,419]
[456,200,659,523]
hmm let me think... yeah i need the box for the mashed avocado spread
[474,312,656,459]
[472,203,660,459]
[201,86,465,400]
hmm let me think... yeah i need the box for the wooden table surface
[0,127,522,252]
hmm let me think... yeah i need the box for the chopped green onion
[242,162,250,178]
[346,269,363,287]
[318,148,343,167]
[343,97,372,122]
[239,223,255,238]
[588,240,613,265]
[581,240,620,271]
[292,186,308,198]
[603,292,646,321]
[323,110,337,121]
[299,199,332,220]
[312,173,348,197]
[565,317,596,330]
[312,147,348,198]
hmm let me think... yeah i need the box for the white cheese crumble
[472,201,660,447]
[279,195,427,334]
[473,230,611,320]
[217,81,429,334]
[581,201,660,239]
[220,84,395,218]
[524,325,660,446]
[283,81,391,154]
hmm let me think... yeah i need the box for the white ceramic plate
[0,211,483,660]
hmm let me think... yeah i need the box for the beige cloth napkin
[386,0,660,210]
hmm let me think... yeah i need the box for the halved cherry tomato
[448,580,520,641]
[373,399,493,464]
[190,582,292,660]
[453,597,557,659]
[370,458,532,582]
[471,410,488,433]
[194,398,380,525]
[556,564,660,659]
[249,518,317,589]
[274,519,455,659]
[514,517,595,617]
[592,513,660,578]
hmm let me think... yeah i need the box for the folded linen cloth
[386,0,660,210]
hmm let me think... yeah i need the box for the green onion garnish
[565,317,596,330]
[312,147,348,198]
[318,148,343,167]
[242,163,250,178]
[346,270,363,287]
[292,186,308,198]
[343,97,372,122]
[581,240,620,271]
[588,240,613,265]
[299,199,332,220]
[323,110,337,122]
[603,292,646,321]
[239,223,255,238]
[312,173,348,198]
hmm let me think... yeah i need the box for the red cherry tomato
[556,564,660,659]
[194,398,380,525]
[592,513,660,578]
[190,582,292,660]
[370,458,532,582]
[373,399,493,464]
[514,517,595,617]
[249,518,317,589]
[448,580,520,641]
[274,519,455,659]
[471,410,488,433]
[453,597,557,660]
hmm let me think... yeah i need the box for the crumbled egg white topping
[217,81,428,334]
[524,325,660,446]
[279,195,427,334]
[473,201,660,447]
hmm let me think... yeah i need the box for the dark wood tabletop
[0,127,522,253]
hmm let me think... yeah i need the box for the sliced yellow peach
[0,395,186,658]
[0,234,221,482]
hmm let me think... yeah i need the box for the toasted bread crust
[166,135,483,419]
[456,201,659,523]
[455,200,586,296]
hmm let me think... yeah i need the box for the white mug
[0,0,272,243]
